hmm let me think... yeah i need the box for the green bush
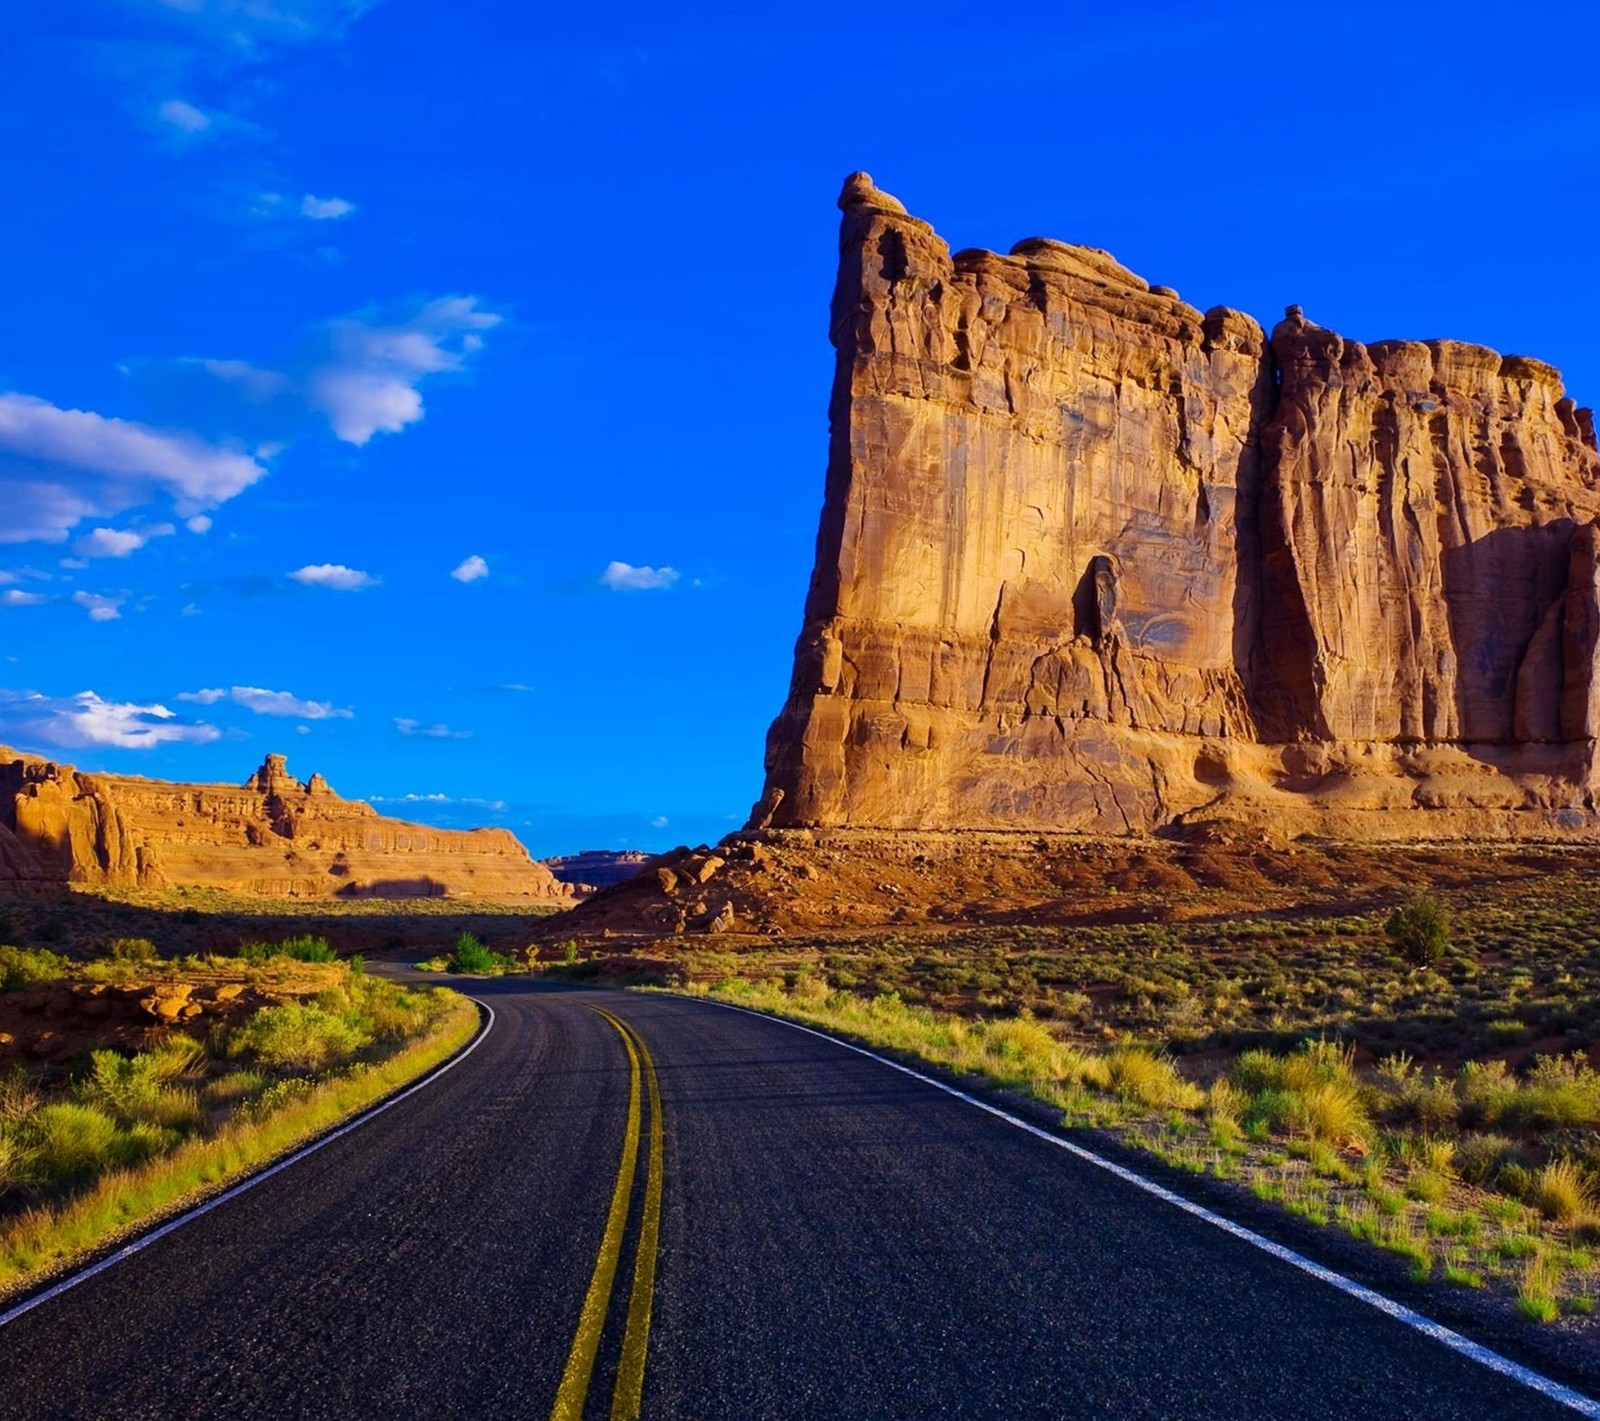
[1386,894,1450,967]
[106,937,159,963]
[236,936,338,964]
[227,1002,370,1072]
[25,1103,168,1184]
[447,933,515,974]
[0,945,68,992]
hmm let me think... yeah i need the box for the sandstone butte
[748,174,1600,843]
[0,749,571,901]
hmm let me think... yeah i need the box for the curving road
[0,982,1594,1419]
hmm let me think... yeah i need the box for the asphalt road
[0,982,1592,1419]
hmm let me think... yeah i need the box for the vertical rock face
[0,750,572,900]
[754,175,1600,839]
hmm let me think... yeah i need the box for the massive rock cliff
[0,750,571,900]
[753,175,1600,840]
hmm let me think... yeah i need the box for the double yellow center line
[549,1007,664,1421]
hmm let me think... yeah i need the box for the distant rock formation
[752,175,1600,840]
[0,749,572,901]
[543,850,654,893]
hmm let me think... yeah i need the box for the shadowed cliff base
[753,174,1600,840]
[524,829,1589,949]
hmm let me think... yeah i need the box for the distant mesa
[0,748,571,901]
[747,173,1600,842]
[543,850,654,894]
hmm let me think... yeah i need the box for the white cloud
[650,815,670,828]
[72,592,126,622]
[77,524,175,558]
[157,98,211,134]
[151,0,382,51]
[300,194,356,220]
[0,392,269,544]
[370,791,506,810]
[601,560,679,592]
[186,515,213,534]
[178,685,353,719]
[308,296,501,445]
[393,717,470,740]
[450,554,489,583]
[201,359,290,402]
[1,590,47,607]
[0,690,219,750]
[287,563,377,591]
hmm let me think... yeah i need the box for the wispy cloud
[300,194,356,220]
[450,554,489,583]
[0,689,219,750]
[147,0,385,53]
[0,590,47,607]
[180,295,502,451]
[72,592,127,622]
[307,297,502,445]
[601,560,679,592]
[287,562,377,591]
[0,392,269,544]
[76,524,175,558]
[178,685,352,718]
[157,97,212,134]
[369,791,506,811]
[394,717,470,740]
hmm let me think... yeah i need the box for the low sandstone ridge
[0,749,570,901]
[752,174,1600,839]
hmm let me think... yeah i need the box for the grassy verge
[0,969,478,1301]
[685,975,1600,1324]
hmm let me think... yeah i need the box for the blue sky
[2,2,1598,858]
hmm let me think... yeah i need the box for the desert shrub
[1499,1055,1600,1131]
[352,978,435,1040]
[1454,1133,1517,1185]
[1288,1081,1369,1144]
[202,1070,267,1106]
[1457,1059,1516,1126]
[1102,1047,1203,1110]
[1386,893,1450,967]
[25,1103,168,1184]
[447,933,514,974]
[1499,1162,1536,1201]
[106,937,158,963]
[983,1015,1060,1069]
[237,935,337,964]
[0,1068,40,1124]
[1532,1159,1594,1222]
[0,945,68,992]
[1375,1053,1459,1130]
[76,1045,204,1131]
[227,1002,369,1072]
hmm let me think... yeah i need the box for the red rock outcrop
[753,175,1600,840]
[0,750,571,901]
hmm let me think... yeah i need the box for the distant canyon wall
[754,174,1600,839]
[0,750,571,900]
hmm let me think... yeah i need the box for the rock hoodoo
[753,175,1600,839]
[0,749,571,900]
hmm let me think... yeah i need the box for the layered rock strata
[754,175,1600,839]
[0,750,571,900]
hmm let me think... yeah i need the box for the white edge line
[0,997,495,1332]
[700,997,1600,1418]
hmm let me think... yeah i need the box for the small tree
[1386,893,1450,967]
[448,932,494,974]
